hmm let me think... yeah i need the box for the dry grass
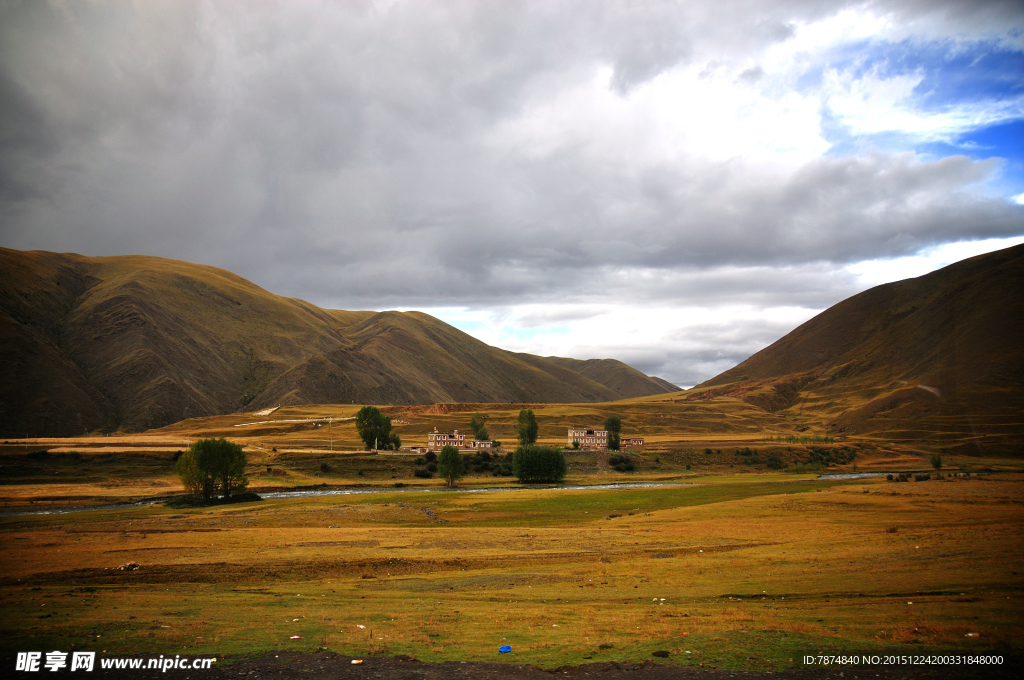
[1,474,1021,670]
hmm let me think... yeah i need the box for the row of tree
[433,443,567,486]
[177,408,630,498]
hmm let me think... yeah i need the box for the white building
[567,428,644,450]
[427,427,493,452]
[568,427,607,449]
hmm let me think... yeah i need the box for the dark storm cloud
[0,0,1022,386]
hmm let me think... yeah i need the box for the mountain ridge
[0,248,678,436]
[692,243,1024,454]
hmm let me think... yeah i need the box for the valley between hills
[3,243,1022,457]
[1,245,1022,676]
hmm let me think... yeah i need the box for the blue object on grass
[498,645,512,653]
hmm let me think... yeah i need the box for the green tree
[604,414,621,451]
[469,413,489,441]
[355,406,400,450]
[176,438,248,500]
[513,445,567,483]
[517,408,538,446]
[930,453,943,472]
[436,445,465,487]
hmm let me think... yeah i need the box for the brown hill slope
[0,248,676,435]
[693,243,1024,454]
[544,357,680,396]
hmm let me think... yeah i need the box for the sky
[1,0,1022,388]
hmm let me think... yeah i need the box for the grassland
[2,397,1019,513]
[2,400,1022,673]
[2,467,1022,671]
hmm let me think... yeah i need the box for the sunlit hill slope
[690,244,1024,455]
[0,248,676,436]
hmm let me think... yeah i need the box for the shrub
[413,468,433,479]
[930,453,943,471]
[766,452,785,469]
[427,462,438,473]
[424,451,437,462]
[608,454,635,472]
[437,445,465,487]
[26,450,49,460]
[887,474,894,481]
[572,440,580,450]
[914,473,931,481]
[704,448,713,455]
[513,445,567,483]
[319,462,332,473]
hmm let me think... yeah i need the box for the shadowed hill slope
[0,248,676,436]
[693,243,1024,454]
[545,357,680,396]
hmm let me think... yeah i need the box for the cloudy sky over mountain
[2,0,1023,386]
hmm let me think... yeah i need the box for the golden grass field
[2,401,1022,672]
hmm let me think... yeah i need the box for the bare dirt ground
[9,652,1018,680]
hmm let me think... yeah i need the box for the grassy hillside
[0,248,676,436]
[694,244,1024,454]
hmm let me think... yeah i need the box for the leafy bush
[413,468,433,479]
[766,451,785,469]
[607,454,635,472]
[26,450,49,460]
[319,462,332,473]
[914,473,931,481]
[176,438,248,500]
[513,445,567,483]
[424,451,437,462]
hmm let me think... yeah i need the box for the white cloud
[823,64,1024,140]
[846,235,1024,286]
